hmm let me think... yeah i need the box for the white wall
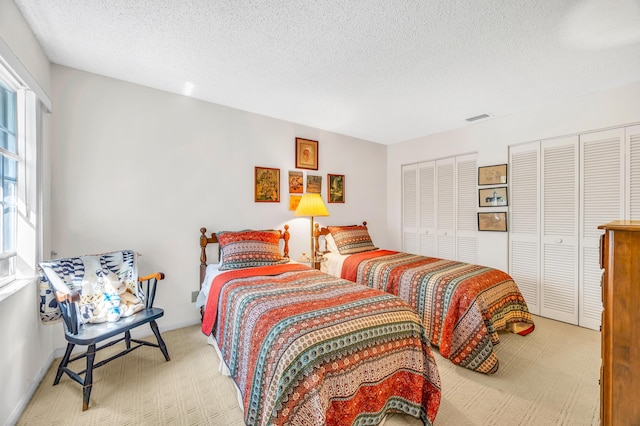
[49,64,388,334]
[0,1,55,425]
[387,81,640,271]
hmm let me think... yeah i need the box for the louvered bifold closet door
[541,135,579,325]
[509,142,540,314]
[436,157,456,259]
[402,164,418,254]
[456,154,477,263]
[628,124,640,220]
[418,161,436,257]
[580,128,624,330]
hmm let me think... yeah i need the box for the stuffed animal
[88,270,144,323]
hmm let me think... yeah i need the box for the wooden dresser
[598,220,640,425]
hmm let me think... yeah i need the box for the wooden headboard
[199,225,291,287]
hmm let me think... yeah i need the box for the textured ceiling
[13,0,640,145]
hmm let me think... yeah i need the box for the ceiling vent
[465,113,492,122]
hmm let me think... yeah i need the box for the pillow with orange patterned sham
[217,230,288,270]
[327,225,377,255]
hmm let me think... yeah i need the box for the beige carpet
[17,315,600,425]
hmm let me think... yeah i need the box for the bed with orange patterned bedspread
[319,225,535,374]
[198,227,441,426]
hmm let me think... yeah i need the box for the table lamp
[294,193,329,263]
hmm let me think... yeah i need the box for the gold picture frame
[478,164,507,185]
[295,137,318,170]
[328,174,345,203]
[254,166,280,202]
[477,212,508,232]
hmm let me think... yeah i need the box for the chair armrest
[139,272,165,282]
[138,272,165,309]
[55,290,80,304]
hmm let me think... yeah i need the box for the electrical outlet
[191,291,199,303]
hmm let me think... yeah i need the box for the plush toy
[88,269,144,323]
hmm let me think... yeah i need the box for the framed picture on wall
[307,175,322,193]
[328,174,345,203]
[477,212,508,231]
[479,187,508,207]
[255,166,280,202]
[289,195,302,211]
[478,164,507,185]
[288,170,303,193]
[295,138,319,170]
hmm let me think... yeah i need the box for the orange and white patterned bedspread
[202,263,441,425]
[341,250,535,374]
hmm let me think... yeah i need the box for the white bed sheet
[319,251,348,277]
[196,264,224,309]
[198,261,302,309]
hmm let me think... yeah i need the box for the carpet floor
[17,314,600,425]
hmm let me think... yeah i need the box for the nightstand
[298,253,326,270]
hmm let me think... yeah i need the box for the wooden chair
[38,250,170,411]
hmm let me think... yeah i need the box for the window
[0,80,17,285]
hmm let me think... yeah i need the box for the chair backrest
[38,250,141,331]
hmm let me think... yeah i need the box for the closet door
[627,124,640,220]
[418,161,436,256]
[402,164,418,253]
[541,135,579,324]
[509,142,540,314]
[456,154,477,263]
[436,157,456,259]
[580,128,624,330]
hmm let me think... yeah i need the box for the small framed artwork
[478,212,508,232]
[295,137,318,170]
[255,166,280,202]
[328,174,345,203]
[307,175,322,193]
[479,187,508,207]
[478,164,508,185]
[288,170,303,193]
[289,195,302,211]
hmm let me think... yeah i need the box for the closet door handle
[555,239,563,244]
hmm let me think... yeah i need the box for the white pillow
[325,233,339,253]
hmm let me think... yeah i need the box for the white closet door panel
[419,233,436,257]
[437,234,455,260]
[436,158,455,258]
[541,135,578,324]
[456,155,477,232]
[510,148,539,235]
[404,232,417,254]
[510,240,540,313]
[509,142,540,314]
[456,154,478,262]
[436,158,455,232]
[581,246,602,330]
[402,164,418,253]
[541,243,578,323]
[457,236,477,264]
[418,162,436,257]
[542,138,578,243]
[581,129,624,237]
[628,125,640,219]
[580,128,624,330]
[419,162,435,230]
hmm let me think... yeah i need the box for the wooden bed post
[280,224,290,259]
